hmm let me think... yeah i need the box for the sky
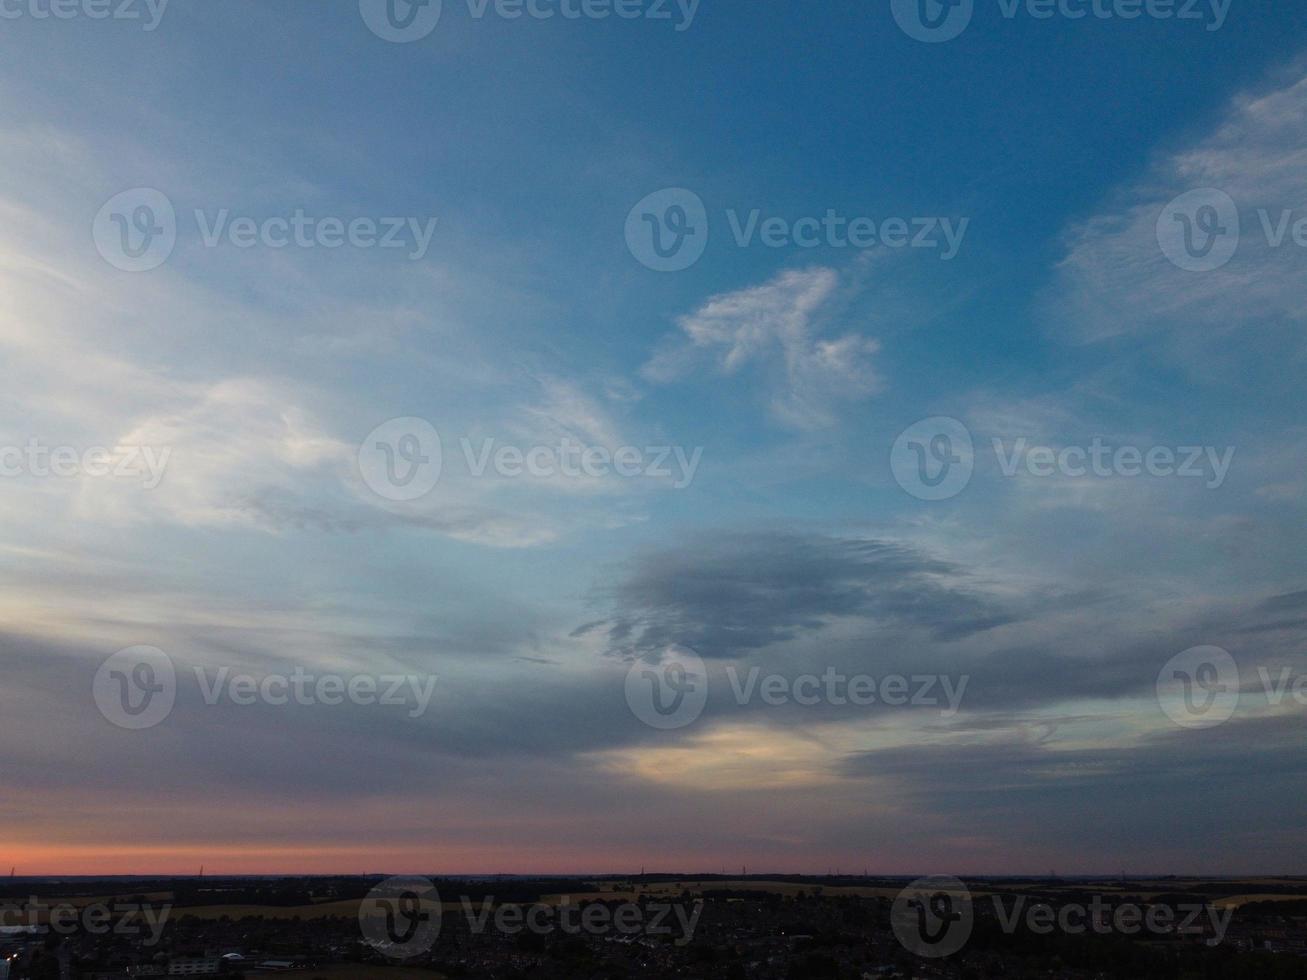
[1,0,1306,876]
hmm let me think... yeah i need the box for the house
[166,957,221,975]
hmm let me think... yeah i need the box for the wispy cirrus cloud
[642,267,880,429]
[1050,65,1307,345]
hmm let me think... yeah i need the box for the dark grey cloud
[0,628,640,804]
[588,530,1018,660]
[839,712,1307,868]
[1230,588,1307,635]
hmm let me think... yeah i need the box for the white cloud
[642,267,880,429]
[0,120,635,549]
[1051,67,1307,343]
[511,375,626,452]
[73,377,350,529]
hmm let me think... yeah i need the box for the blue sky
[1,0,1306,874]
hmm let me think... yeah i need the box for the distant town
[2,873,1305,978]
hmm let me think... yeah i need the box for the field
[7,877,1306,924]
[545,878,999,904]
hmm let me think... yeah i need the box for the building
[166,958,221,976]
